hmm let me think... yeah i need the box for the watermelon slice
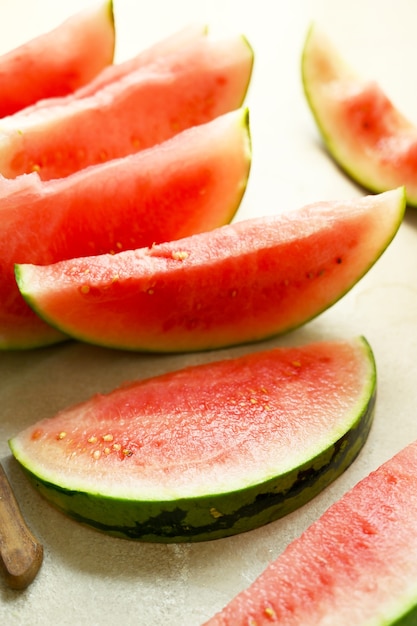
[21,23,207,112]
[9,337,376,543]
[302,24,417,207]
[16,188,405,352]
[204,439,417,625]
[0,30,253,180]
[0,1,115,117]
[0,108,251,350]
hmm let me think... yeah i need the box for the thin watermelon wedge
[302,24,417,207]
[9,337,376,543]
[0,1,115,117]
[0,107,251,350]
[16,188,405,353]
[0,30,253,180]
[204,439,417,625]
[21,23,207,112]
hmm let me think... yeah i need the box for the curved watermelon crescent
[15,187,406,353]
[10,337,376,543]
[302,23,417,207]
[19,396,374,542]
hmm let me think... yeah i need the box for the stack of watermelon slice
[0,0,254,349]
[0,0,405,353]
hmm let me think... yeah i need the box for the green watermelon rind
[392,606,417,626]
[9,337,376,543]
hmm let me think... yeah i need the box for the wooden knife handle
[0,463,43,589]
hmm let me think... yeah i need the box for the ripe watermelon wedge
[9,337,376,543]
[0,30,253,180]
[302,24,417,207]
[204,439,417,625]
[0,107,251,350]
[16,188,405,352]
[22,23,207,112]
[0,1,115,117]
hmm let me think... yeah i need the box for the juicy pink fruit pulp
[205,440,417,625]
[11,339,373,500]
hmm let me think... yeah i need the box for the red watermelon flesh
[18,23,207,115]
[16,188,405,352]
[204,439,417,625]
[0,108,251,349]
[302,24,417,207]
[0,32,253,180]
[9,337,376,542]
[0,1,115,117]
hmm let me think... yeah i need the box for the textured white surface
[1,0,417,624]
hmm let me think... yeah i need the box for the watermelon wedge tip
[0,0,116,117]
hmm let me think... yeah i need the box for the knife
[0,462,43,589]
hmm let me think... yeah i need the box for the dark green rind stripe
[16,382,376,543]
[392,605,417,626]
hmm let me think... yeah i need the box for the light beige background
[1,0,417,624]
